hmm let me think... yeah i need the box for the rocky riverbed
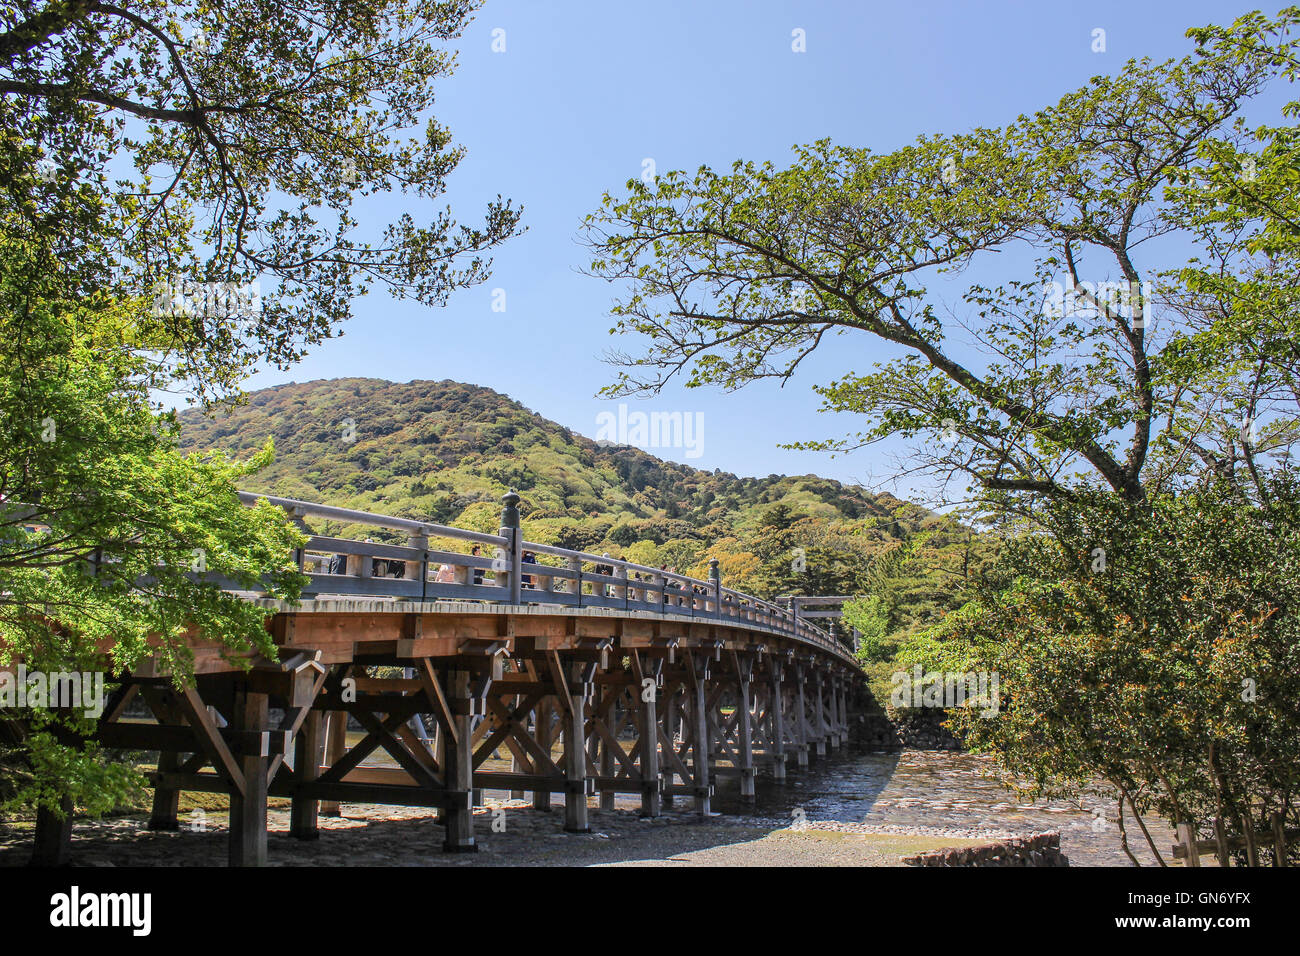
[0,750,1171,867]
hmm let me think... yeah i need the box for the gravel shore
[0,749,1165,866]
[0,800,999,868]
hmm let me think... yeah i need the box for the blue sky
[235,0,1268,499]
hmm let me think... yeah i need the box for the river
[705,748,1170,866]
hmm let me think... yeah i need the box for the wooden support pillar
[228,686,269,867]
[472,708,485,808]
[638,681,661,818]
[599,686,616,811]
[735,654,755,804]
[289,708,322,840]
[834,676,847,744]
[661,684,677,808]
[442,669,477,852]
[688,655,712,817]
[507,683,525,800]
[533,701,552,811]
[30,795,74,867]
[562,661,592,834]
[631,655,665,816]
[148,750,182,831]
[813,673,827,757]
[840,677,851,742]
[770,661,787,782]
[471,712,485,807]
[141,685,185,832]
[794,665,809,769]
[320,709,347,817]
[509,720,526,801]
[826,675,840,751]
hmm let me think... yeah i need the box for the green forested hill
[178,378,991,629]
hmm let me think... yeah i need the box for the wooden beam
[176,686,246,797]
[228,687,269,867]
[630,650,661,817]
[289,709,322,840]
[441,669,477,852]
[562,658,591,834]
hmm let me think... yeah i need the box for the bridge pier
[533,701,554,811]
[631,651,662,817]
[814,675,828,757]
[769,658,788,782]
[289,709,322,840]
[687,653,712,817]
[442,668,477,852]
[661,678,678,809]
[838,676,848,746]
[319,709,347,817]
[559,657,592,834]
[734,652,756,804]
[149,750,182,832]
[794,664,810,769]
[596,681,617,811]
[228,685,270,867]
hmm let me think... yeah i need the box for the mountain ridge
[176,377,984,619]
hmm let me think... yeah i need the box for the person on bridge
[597,553,616,596]
[470,544,484,585]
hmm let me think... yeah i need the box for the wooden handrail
[235,490,854,663]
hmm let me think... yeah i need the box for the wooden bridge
[20,492,867,866]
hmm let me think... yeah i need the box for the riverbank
[0,750,1171,866]
[0,802,1001,867]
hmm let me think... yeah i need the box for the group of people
[324,541,487,585]
[589,557,706,607]
[324,551,406,578]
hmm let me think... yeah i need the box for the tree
[0,0,523,829]
[585,9,1300,865]
[583,12,1300,511]
[930,478,1300,866]
[843,594,888,660]
[0,229,305,818]
[1,0,521,401]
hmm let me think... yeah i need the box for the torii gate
[775,595,862,654]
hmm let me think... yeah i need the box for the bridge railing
[236,491,849,659]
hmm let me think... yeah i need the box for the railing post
[498,491,522,605]
[615,561,628,609]
[406,533,428,601]
[568,555,582,606]
[709,558,721,619]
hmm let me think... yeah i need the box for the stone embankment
[856,709,962,750]
[901,831,1068,867]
